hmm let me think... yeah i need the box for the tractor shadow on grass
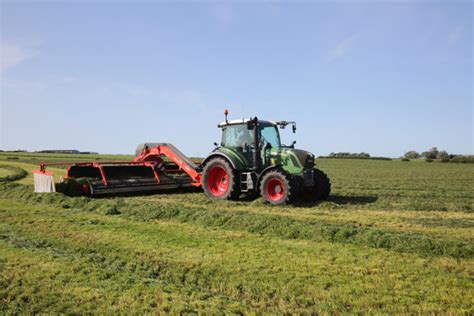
[327,194,378,205]
[294,194,378,208]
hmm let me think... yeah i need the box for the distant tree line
[402,147,474,163]
[0,149,28,153]
[319,152,392,161]
[0,149,99,155]
[318,148,473,163]
[329,152,371,158]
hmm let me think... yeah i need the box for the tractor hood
[268,147,315,173]
[291,149,316,169]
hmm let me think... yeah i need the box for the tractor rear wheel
[301,169,331,201]
[260,169,296,205]
[202,157,240,200]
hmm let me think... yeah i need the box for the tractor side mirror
[213,142,218,147]
[292,124,296,133]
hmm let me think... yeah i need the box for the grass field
[0,152,473,314]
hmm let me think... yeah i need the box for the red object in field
[133,143,201,185]
[206,165,229,196]
[265,178,285,202]
[35,143,203,196]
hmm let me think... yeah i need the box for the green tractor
[201,111,331,205]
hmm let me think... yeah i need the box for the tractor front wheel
[301,169,331,201]
[260,170,296,205]
[202,157,240,200]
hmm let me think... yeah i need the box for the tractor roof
[218,118,276,128]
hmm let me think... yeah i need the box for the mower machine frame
[35,143,202,196]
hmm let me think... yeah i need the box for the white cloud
[328,36,355,62]
[448,27,462,45]
[0,42,35,70]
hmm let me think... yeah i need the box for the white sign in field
[33,171,56,193]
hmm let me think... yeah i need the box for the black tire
[201,157,240,200]
[301,169,331,201]
[259,169,297,205]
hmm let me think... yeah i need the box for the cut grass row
[0,161,66,186]
[1,182,472,259]
[132,194,474,242]
[0,199,472,314]
[0,152,134,164]
[0,165,27,182]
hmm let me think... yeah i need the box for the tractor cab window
[221,124,254,149]
[260,125,281,148]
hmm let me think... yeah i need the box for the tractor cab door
[258,123,282,167]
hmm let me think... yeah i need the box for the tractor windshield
[260,124,281,148]
[221,124,254,148]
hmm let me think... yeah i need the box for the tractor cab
[217,116,297,171]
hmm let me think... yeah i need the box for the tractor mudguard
[202,150,246,171]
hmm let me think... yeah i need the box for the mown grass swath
[0,165,27,182]
[0,182,471,259]
[1,199,472,314]
[0,153,473,314]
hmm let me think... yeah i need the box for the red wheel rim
[266,177,285,202]
[207,166,230,196]
[82,184,90,195]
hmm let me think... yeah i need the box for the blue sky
[1,1,472,157]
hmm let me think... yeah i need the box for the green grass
[0,153,473,314]
[0,168,11,178]
[0,151,134,164]
[0,165,27,182]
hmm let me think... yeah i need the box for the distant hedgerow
[450,155,474,163]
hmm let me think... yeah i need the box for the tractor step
[240,172,255,192]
